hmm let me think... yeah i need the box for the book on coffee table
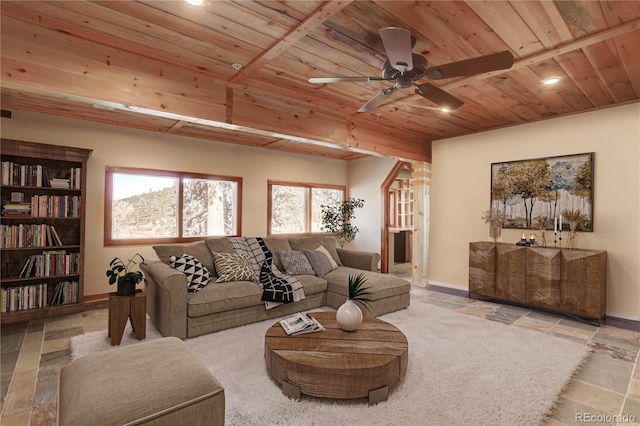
[279,312,325,336]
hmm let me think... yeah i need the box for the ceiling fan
[309,27,514,113]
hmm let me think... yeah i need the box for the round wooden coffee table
[264,311,408,404]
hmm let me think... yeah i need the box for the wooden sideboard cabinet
[469,242,607,321]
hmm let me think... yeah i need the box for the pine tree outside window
[105,167,241,245]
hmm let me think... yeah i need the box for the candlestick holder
[559,229,562,248]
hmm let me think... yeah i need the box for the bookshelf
[1,139,92,323]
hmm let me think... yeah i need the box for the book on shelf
[1,162,51,187]
[47,280,78,306]
[28,195,81,218]
[0,280,79,313]
[50,178,70,189]
[17,250,79,278]
[2,201,31,216]
[279,312,325,336]
[1,283,48,312]
[0,224,64,248]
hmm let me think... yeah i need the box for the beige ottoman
[58,337,225,425]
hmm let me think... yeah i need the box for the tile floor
[1,286,639,426]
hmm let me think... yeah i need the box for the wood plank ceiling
[1,1,639,161]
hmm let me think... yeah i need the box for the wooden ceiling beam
[442,18,640,91]
[229,0,353,84]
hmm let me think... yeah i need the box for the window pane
[311,188,343,232]
[111,173,178,239]
[271,185,307,233]
[184,178,238,237]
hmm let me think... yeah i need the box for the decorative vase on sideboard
[336,299,363,331]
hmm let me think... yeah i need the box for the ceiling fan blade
[379,27,413,72]
[310,77,367,83]
[425,51,514,79]
[308,76,386,84]
[358,87,397,112]
[415,83,464,110]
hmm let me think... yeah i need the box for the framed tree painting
[490,153,593,231]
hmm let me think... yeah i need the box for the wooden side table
[108,290,146,346]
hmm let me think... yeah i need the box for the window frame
[104,166,242,246]
[267,180,346,237]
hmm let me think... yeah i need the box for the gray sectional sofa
[141,236,410,339]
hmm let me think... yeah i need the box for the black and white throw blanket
[228,237,305,309]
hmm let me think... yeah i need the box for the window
[105,167,241,245]
[268,181,345,235]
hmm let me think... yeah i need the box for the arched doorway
[381,161,413,274]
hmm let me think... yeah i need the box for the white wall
[348,156,397,253]
[1,110,349,297]
[429,103,640,319]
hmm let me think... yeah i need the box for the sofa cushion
[154,241,215,274]
[288,236,342,266]
[323,266,410,301]
[262,238,292,272]
[294,274,328,294]
[170,253,212,292]
[204,238,234,256]
[187,274,327,317]
[303,249,334,277]
[212,253,256,283]
[188,281,263,317]
[279,250,316,276]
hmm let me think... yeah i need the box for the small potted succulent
[336,273,372,331]
[106,253,145,296]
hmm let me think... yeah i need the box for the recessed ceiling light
[439,107,451,113]
[541,77,561,86]
[185,0,204,6]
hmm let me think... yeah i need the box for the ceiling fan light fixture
[309,27,512,113]
[541,76,561,86]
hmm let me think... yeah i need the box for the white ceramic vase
[336,299,363,331]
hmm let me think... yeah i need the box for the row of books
[2,195,82,218]
[1,281,79,312]
[0,224,64,248]
[1,162,82,189]
[18,250,79,278]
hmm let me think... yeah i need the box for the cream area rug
[71,300,590,426]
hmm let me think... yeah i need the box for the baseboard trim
[425,283,469,298]
[84,293,109,311]
[604,316,640,332]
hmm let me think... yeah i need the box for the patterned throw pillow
[212,252,256,283]
[278,250,316,276]
[169,253,212,292]
[303,249,333,277]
